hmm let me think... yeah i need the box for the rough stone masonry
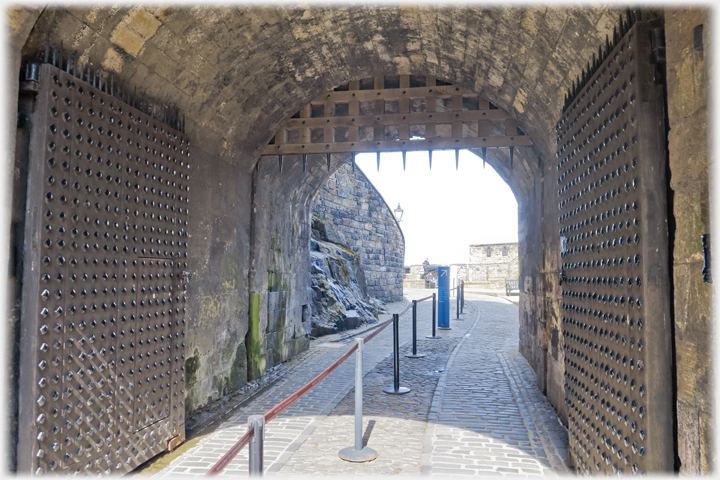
[4,5,712,475]
[312,163,405,303]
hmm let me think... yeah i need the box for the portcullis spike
[626,8,632,30]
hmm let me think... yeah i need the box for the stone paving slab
[279,295,569,477]
[148,289,440,477]
[278,300,477,476]
[421,295,569,477]
[148,291,569,477]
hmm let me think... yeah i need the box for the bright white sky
[355,149,518,266]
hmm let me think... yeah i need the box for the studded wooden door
[556,19,673,474]
[17,63,190,475]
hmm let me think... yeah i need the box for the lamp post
[394,204,404,223]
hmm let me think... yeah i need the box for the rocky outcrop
[311,163,405,302]
[309,215,385,337]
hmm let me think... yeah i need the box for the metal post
[339,339,379,462]
[384,314,410,394]
[427,293,441,338]
[248,415,265,476]
[354,340,363,448]
[393,314,399,390]
[412,301,417,354]
[456,287,460,320]
[433,293,436,332]
[406,300,425,357]
[461,280,465,313]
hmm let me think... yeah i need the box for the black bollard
[384,314,411,394]
[456,287,460,320]
[406,300,425,357]
[427,293,441,339]
[461,280,465,313]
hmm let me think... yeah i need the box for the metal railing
[205,317,391,475]
[450,283,464,319]
[206,287,466,476]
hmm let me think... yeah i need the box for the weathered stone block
[312,163,404,302]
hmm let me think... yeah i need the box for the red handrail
[205,307,408,475]
[206,426,255,475]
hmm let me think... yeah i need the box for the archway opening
[257,75,542,375]
[9,7,703,476]
[354,148,518,266]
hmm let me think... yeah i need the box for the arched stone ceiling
[19,6,627,178]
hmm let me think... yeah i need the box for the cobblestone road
[147,291,569,477]
[421,295,569,477]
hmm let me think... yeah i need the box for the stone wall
[405,259,519,291]
[5,5,619,434]
[469,243,520,264]
[455,261,519,290]
[518,171,556,410]
[664,8,713,474]
[403,243,519,290]
[5,6,712,473]
[312,163,405,302]
[309,216,383,337]
[403,265,427,289]
[245,154,341,382]
[465,242,520,289]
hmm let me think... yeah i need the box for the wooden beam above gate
[262,75,532,156]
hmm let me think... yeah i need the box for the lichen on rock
[309,215,385,337]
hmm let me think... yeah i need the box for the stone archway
[4,7,642,473]
[244,73,544,383]
[6,5,711,475]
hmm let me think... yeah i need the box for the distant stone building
[469,242,519,264]
[404,242,519,291]
[455,242,519,290]
[312,164,405,302]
